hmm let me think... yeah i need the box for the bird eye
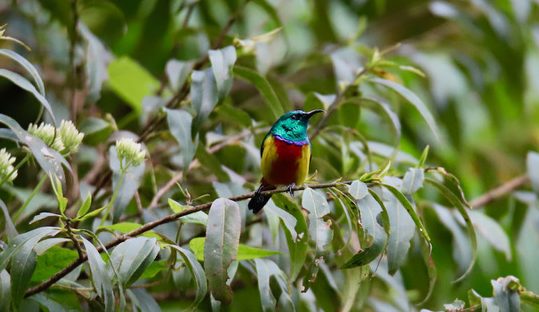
[291,115,299,120]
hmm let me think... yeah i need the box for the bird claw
[287,183,296,197]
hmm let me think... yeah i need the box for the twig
[149,171,183,208]
[24,180,352,297]
[470,174,529,209]
[65,220,84,260]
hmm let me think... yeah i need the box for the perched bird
[248,109,324,213]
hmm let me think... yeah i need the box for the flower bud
[0,148,17,183]
[28,122,64,152]
[115,138,145,169]
[58,120,84,154]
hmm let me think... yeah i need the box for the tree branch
[25,180,353,297]
[469,174,529,209]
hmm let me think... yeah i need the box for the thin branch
[470,174,529,209]
[149,171,183,208]
[24,180,353,297]
[65,220,84,260]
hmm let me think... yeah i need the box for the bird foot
[287,183,296,197]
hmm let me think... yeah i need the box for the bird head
[270,109,324,142]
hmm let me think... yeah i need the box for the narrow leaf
[189,237,279,261]
[107,56,158,114]
[110,237,160,287]
[425,178,477,282]
[81,237,114,312]
[0,69,56,125]
[370,77,440,140]
[302,188,332,252]
[382,183,431,244]
[233,65,284,119]
[169,245,207,308]
[0,49,45,95]
[166,109,197,169]
[204,198,241,304]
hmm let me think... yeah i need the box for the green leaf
[0,199,17,239]
[469,211,511,260]
[425,178,477,282]
[166,109,198,169]
[402,168,424,194]
[382,183,431,244]
[0,270,10,311]
[342,193,387,269]
[29,212,61,224]
[31,246,78,283]
[370,77,440,141]
[302,188,333,252]
[10,242,37,308]
[233,65,284,119]
[107,56,158,114]
[360,97,402,144]
[417,236,437,305]
[432,205,472,276]
[189,238,280,261]
[209,46,237,97]
[49,174,67,216]
[527,151,539,193]
[76,194,92,219]
[126,289,160,312]
[169,245,207,308]
[80,25,109,103]
[165,59,193,90]
[98,222,161,240]
[348,180,368,200]
[271,194,308,280]
[0,227,59,273]
[0,49,45,95]
[384,190,416,274]
[204,198,241,304]
[191,68,219,124]
[81,236,114,312]
[110,237,160,287]
[0,69,56,125]
[168,198,208,226]
[254,259,292,312]
[77,206,106,222]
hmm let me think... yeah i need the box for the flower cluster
[116,138,145,170]
[28,120,84,155]
[0,148,17,183]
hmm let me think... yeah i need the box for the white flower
[0,148,17,183]
[116,138,145,169]
[28,120,84,155]
[28,122,64,152]
[58,120,84,154]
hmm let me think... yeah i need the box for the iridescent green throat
[270,110,311,144]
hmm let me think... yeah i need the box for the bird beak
[306,109,324,119]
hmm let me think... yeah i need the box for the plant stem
[13,174,47,223]
[99,172,126,227]
[0,153,31,187]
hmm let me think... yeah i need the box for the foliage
[0,0,539,311]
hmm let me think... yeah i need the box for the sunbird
[248,109,324,213]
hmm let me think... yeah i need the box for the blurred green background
[2,0,539,310]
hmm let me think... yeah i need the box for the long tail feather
[248,182,275,214]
